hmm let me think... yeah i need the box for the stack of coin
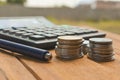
[55,36,84,60]
[87,38,115,62]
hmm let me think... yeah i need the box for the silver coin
[83,40,89,45]
[82,43,90,55]
[92,55,115,62]
[90,56,114,62]
[91,46,113,51]
[87,38,115,62]
[90,43,113,49]
[58,36,83,41]
[88,54,114,62]
[93,53,115,57]
[92,48,113,54]
[89,38,112,44]
[87,52,115,62]
[55,46,83,60]
[58,36,83,45]
[57,43,82,49]
[58,40,84,45]
[89,42,113,55]
[89,50,114,55]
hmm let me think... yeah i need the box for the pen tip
[45,53,52,61]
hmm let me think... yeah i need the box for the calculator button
[33,32,44,35]
[22,33,33,38]
[9,30,19,34]
[43,34,57,38]
[54,33,66,36]
[29,35,45,40]
[2,29,10,33]
[15,31,26,36]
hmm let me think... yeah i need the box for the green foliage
[7,0,26,4]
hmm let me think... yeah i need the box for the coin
[93,54,114,62]
[92,48,113,54]
[87,38,115,62]
[94,53,115,57]
[87,52,115,62]
[55,36,84,60]
[82,40,90,55]
[57,42,82,49]
[58,36,83,45]
[92,47,113,51]
[58,36,83,41]
[92,51,113,55]
[89,38,112,44]
[90,43,113,49]
[55,46,83,60]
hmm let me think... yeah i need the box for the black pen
[0,39,52,61]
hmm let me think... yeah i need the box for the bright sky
[25,0,95,8]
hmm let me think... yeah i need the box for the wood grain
[0,69,8,80]
[17,51,120,80]
[0,50,37,80]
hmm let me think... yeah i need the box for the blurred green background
[48,17,120,34]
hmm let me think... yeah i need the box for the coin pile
[55,36,84,60]
[87,38,115,62]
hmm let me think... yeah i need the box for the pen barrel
[0,39,51,61]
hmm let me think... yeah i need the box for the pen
[0,39,52,61]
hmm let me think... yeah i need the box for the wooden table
[0,30,120,80]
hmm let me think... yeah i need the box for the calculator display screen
[0,17,55,28]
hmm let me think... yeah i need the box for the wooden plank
[0,69,8,80]
[0,49,37,80]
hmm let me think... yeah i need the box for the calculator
[0,16,106,49]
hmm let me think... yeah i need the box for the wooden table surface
[0,29,120,80]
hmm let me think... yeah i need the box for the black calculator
[0,16,106,49]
